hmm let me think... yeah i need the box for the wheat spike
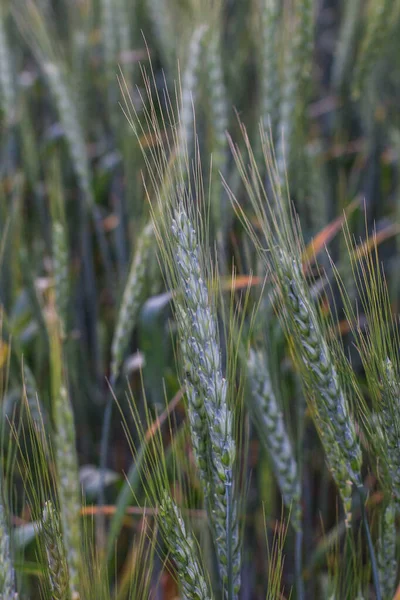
[111,222,153,382]
[159,492,214,600]
[277,248,362,482]
[171,202,240,597]
[42,501,69,600]
[177,25,208,166]
[248,348,301,529]
[259,0,281,140]
[54,385,81,597]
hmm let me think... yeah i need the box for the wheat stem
[0,504,17,599]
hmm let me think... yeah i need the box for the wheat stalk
[0,505,17,599]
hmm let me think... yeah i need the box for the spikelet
[277,249,362,483]
[0,3,15,126]
[259,0,281,140]
[42,501,69,600]
[0,505,17,599]
[377,502,397,600]
[247,348,301,528]
[158,492,214,600]
[352,0,394,97]
[110,221,153,382]
[171,203,240,597]
[52,221,69,337]
[53,385,81,598]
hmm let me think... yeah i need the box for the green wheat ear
[170,202,241,598]
[111,221,154,383]
[158,491,214,600]
[202,16,228,243]
[177,24,208,166]
[276,0,314,186]
[42,501,69,600]
[53,384,82,598]
[258,0,281,141]
[277,249,362,481]
[247,348,301,529]
[47,315,81,598]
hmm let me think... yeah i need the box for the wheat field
[1,0,400,598]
